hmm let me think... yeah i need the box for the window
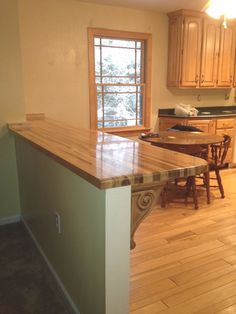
[88,28,152,133]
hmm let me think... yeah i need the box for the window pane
[96,76,102,83]
[97,93,103,120]
[136,49,142,77]
[104,120,131,128]
[137,85,143,93]
[94,37,101,45]
[96,84,144,128]
[126,120,136,126]
[104,85,137,93]
[96,84,102,93]
[137,93,143,121]
[102,119,141,128]
[101,47,135,77]
[102,76,135,84]
[105,93,136,117]
[101,38,135,48]
[95,47,101,76]
[136,41,142,49]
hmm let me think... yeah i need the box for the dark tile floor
[0,222,70,314]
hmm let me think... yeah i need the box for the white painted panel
[105,186,131,314]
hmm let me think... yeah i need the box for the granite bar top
[159,106,236,118]
[8,118,207,189]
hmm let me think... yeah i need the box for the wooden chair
[160,145,210,210]
[207,134,231,198]
[159,128,228,209]
[181,135,231,207]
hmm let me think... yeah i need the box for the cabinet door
[180,16,202,87]
[187,119,215,133]
[200,19,220,87]
[216,127,235,138]
[217,23,235,87]
[216,118,235,129]
[159,117,187,131]
[167,15,182,87]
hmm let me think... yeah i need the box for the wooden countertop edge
[8,122,208,190]
[9,128,105,189]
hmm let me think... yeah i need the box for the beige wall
[18,0,236,130]
[0,0,25,220]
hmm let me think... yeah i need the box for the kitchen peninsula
[9,117,207,314]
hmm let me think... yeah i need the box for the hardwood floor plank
[130,300,168,313]
[130,169,236,313]
[132,240,224,275]
[223,255,236,265]
[165,230,196,242]
[130,278,176,304]
[159,279,236,314]
[131,234,226,266]
[170,259,229,285]
[180,244,236,265]
[163,269,236,307]
[132,263,236,310]
[215,304,236,313]
[195,295,236,314]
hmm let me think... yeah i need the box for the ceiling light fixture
[203,0,236,28]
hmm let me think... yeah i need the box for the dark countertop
[159,106,236,118]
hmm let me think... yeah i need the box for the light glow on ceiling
[204,0,236,27]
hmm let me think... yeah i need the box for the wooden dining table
[140,131,224,209]
[141,131,223,155]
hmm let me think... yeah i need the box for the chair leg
[204,171,210,204]
[215,169,225,198]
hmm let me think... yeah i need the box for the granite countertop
[8,118,207,189]
[159,106,236,118]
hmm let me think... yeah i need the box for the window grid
[94,36,145,129]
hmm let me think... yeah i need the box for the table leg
[185,176,199,210]
[204,171,210,204]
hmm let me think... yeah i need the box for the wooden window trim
[88,27,152,133]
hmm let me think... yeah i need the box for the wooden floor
[130,168,236,314]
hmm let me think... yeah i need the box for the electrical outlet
[54,212,61,234]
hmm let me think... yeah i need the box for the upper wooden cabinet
[200,18,220,87]
[167,15,182,87]
[167,10,236,89]
[217,22,235,87]
[181,16,202,87]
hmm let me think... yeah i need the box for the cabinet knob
[195,74,199,83]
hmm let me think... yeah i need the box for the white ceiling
[79,0,207,13]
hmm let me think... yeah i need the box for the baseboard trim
[0,215,21,226]
[22,219,79,314]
